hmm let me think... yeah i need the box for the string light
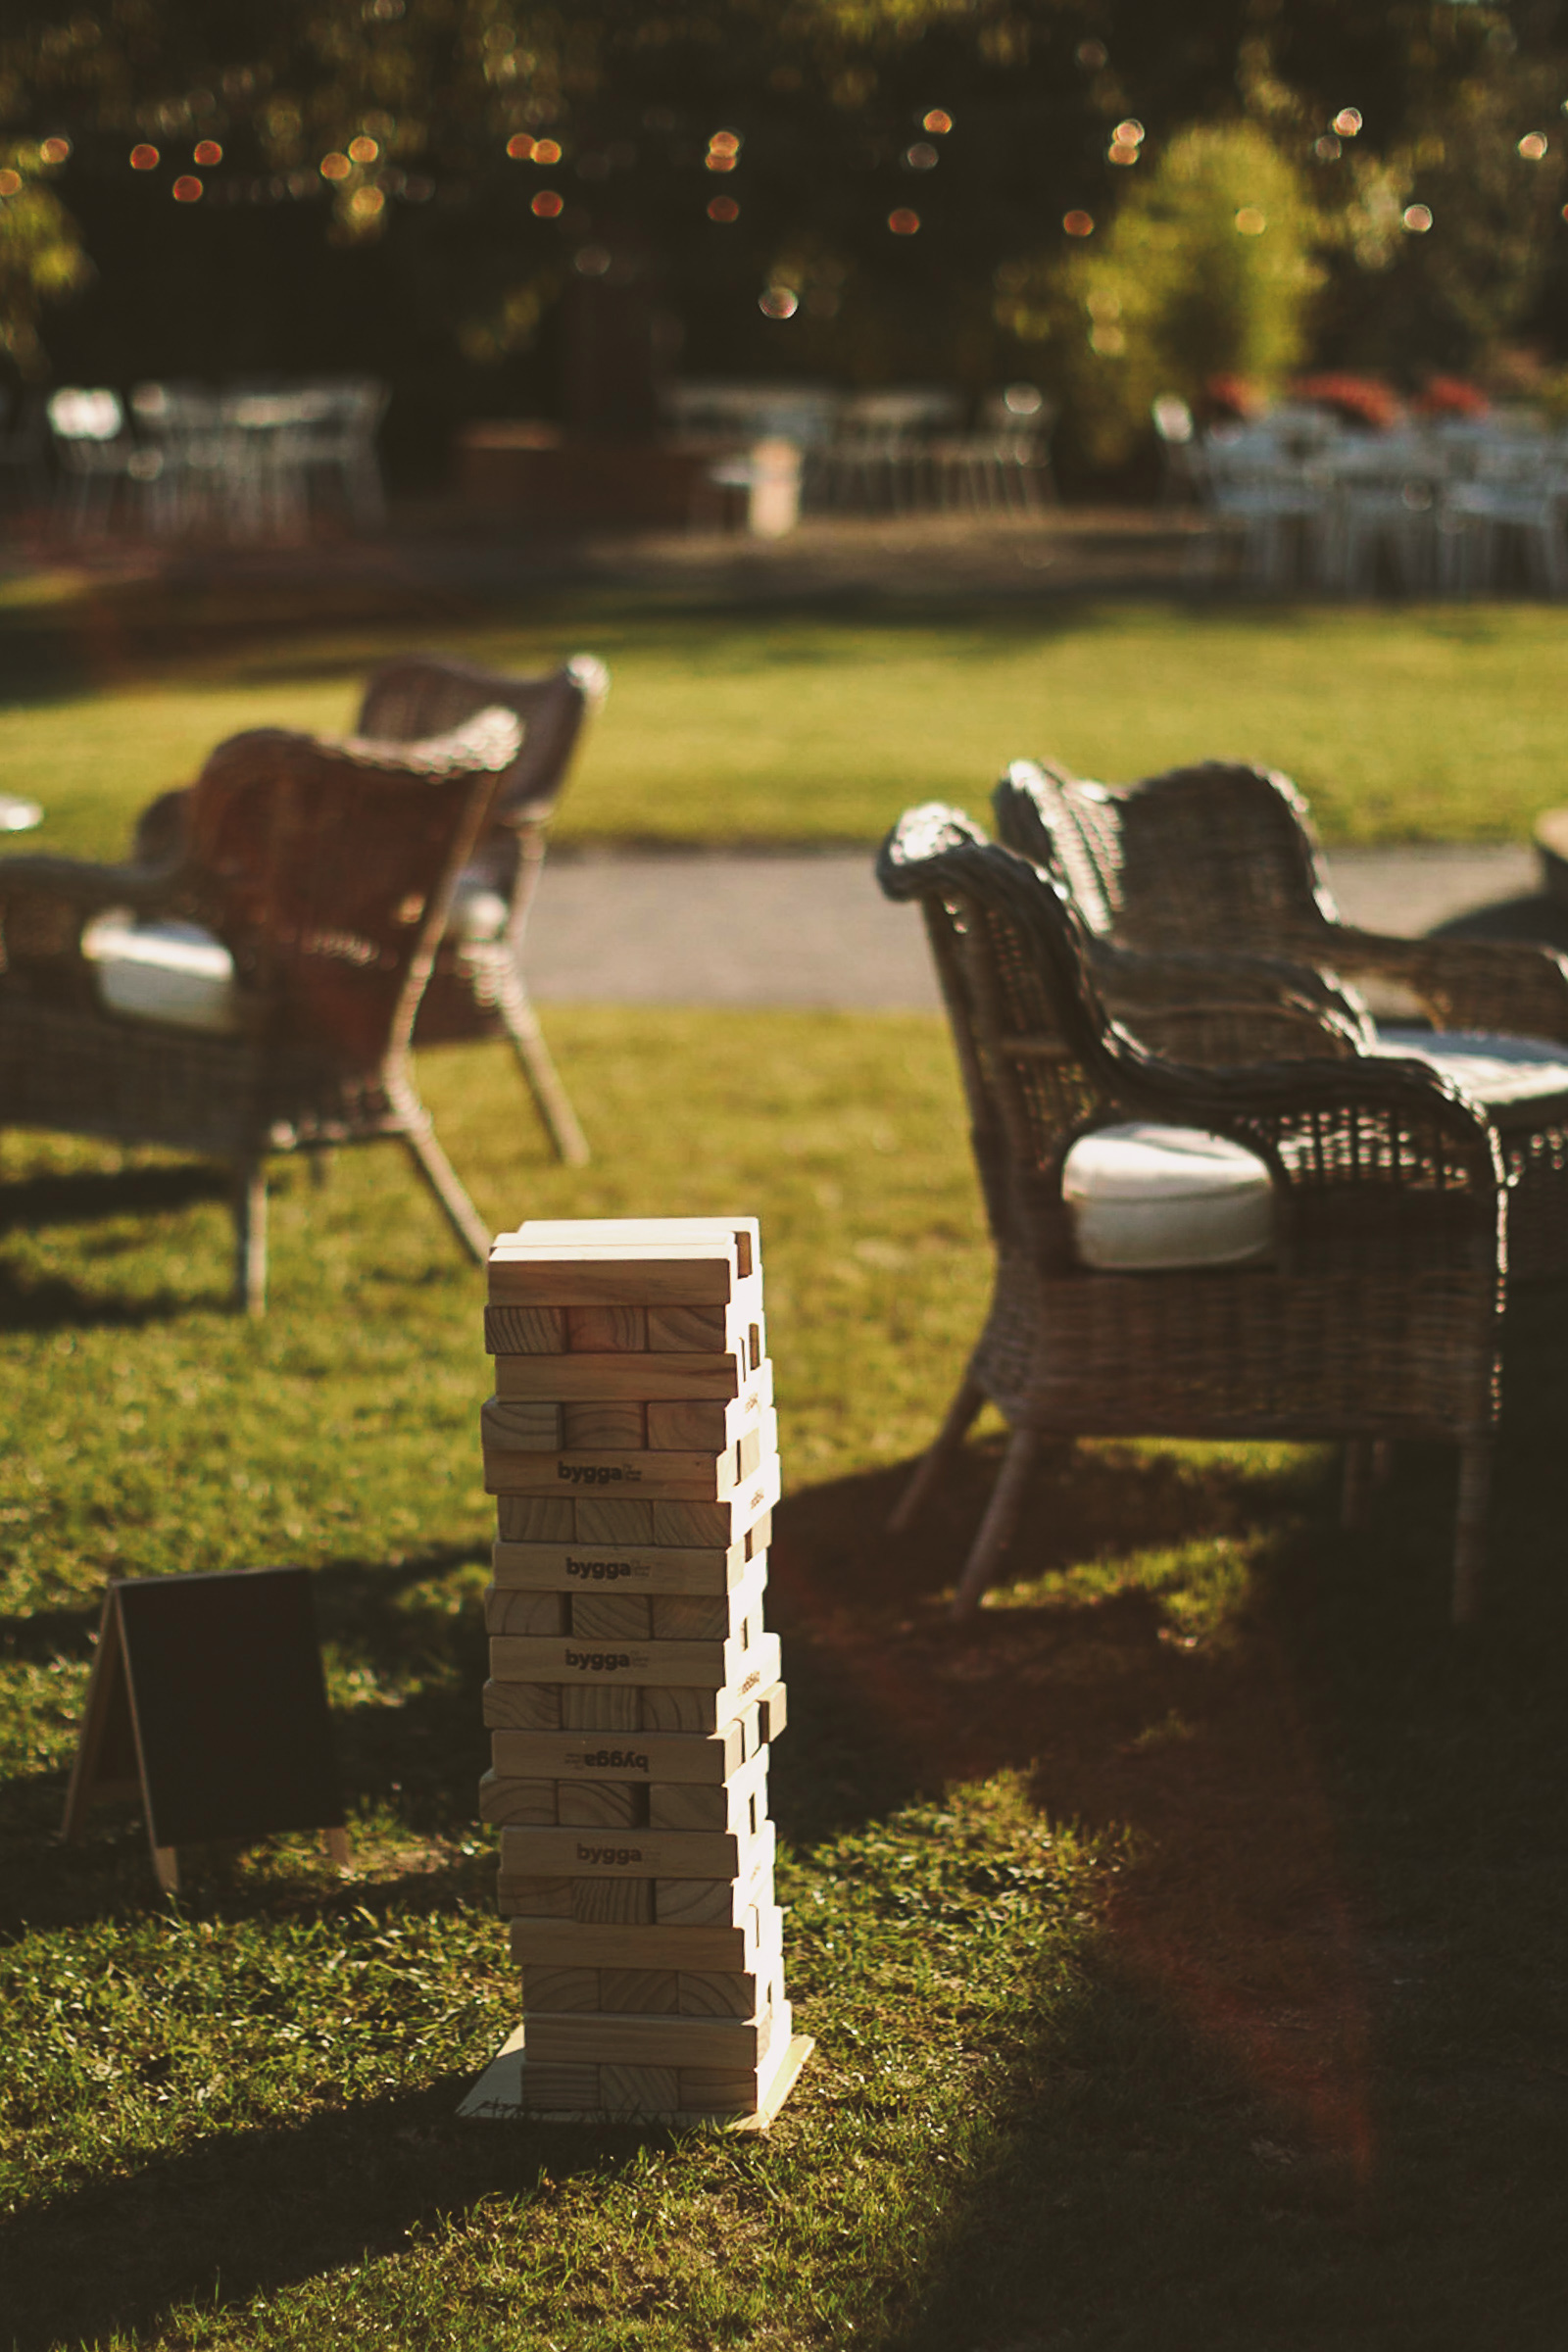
[888,208,920,234]
[320,152,352,180]
[708,194,739,221]
[922,110,953,134]
[0,170,21,196]
[349,185,385,218]
[1403,203,1433,232]
[39,137,71,164]
[905,144,938,170]
[172,174,202,202]
[193,140,221,166]
[1063,210,1094,236]
[1332,108,1362,136]
[533,138,562,165]
[531,188,564,217]
[1519,132,1548,160]
[759,286,798,318]
[507,133,534,159]
[130,144,159,170]
[1235,207,1266,234]
[348,135,379,163]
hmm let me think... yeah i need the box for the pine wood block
[601,2064,681,2116]
[496,1352,746,1402]
[646,1365,772,1453]
[649,1747,767,1834]
[499,1875,574,1917]
[521,1966,601,2011]
[496,1495,575,1544]
[508,1916,767,1974]
[524,2007,776,2070]
[481,1397,563,1453]
[635,1642,784,1736]
[482,1417,777,1504]
[490,1629,779,1694]
[648,1303,765,1361]
[478,1772,558,1826]
[492,1537,752,1597]
[484,1305,566,1355]
[517,2060,601,2110]
[650,1454,781,1547]
[557,1780,647,1829]
[562,1400,646,1451]
[483,1589,567,1638]
[565,1304,647,1351]
[490,1722,754,1787]
[649,1558,767,1643]
[571,1877,655,1925]
[678,1962,781,2020]
[745,1510,771,1559]
[559,1685,641,1731]
[756,1680,787,1745]
[570,1593,652,1640]
[599,1969,680,2014]
[676,2023,796,2115]
[483,1681,563,1732]
[499,1217,758,1275]
[656,1873,773,1930]
[487,1249,751,1311]
[574,1496,654,1544]
[499,1823,757,1881]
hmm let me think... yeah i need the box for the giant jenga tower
[462,1216,812,2127]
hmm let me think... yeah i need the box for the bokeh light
[1403,203,1433,232]
[0,171,21,197]
[922,110,953,134]
[320,152,352,180]
[574,244,611,274]
[709,131,741,158]
[533,138,562,165]
[1235,207,1266,234]
[759,286,799,318]
[906,143,938,170]
[1315,134,1342,160]
[193,140,222,167]
[888,208,920,234]
[38,137,71,165]
[130,145,159,170]
[707,194,739,221]
[1332,108,1362,136]
[1063,209,1094,236]
[507,133,535,160]
[531,189,564,218]
[706,152,737,172]
[349,136,379,164]
[349,185,385,218]
[1519,132,1548,161]
[172,175,203,202]
[1113,121,1146,146]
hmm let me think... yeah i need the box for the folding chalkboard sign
[63,1568,350,1893]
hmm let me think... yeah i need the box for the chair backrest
[183,707,519,1065]
[355,653,609,826]
[877,803,1128,1257]
[994,758,1340,956]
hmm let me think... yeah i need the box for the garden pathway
[527,842,1542,1008]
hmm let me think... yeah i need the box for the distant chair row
[664,380,1056,518]
[29,378,388,541]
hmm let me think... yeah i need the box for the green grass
[4,572,1568,855]
[2,1010,1566,2349]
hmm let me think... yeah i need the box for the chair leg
[494,966,590,1167]
[1341,1438,1373,1529]
[951,1425,1041,1623]
[233,1161,268,1316]
[1450,1437,1492,1629]
[888,1374,985,1535]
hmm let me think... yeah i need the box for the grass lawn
[2,1010,1565,2349]
[3,569,1568,854]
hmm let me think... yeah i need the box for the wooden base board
[458,2026,812,2132]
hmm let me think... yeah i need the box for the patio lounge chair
[993,757,1568,1281]
[0,708,520,1312]
[877,803,1505,1626]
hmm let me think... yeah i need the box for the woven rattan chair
[994,757,1568,1283]
[133,653,607,1167]
[0,708,521,1313]
[877,803,1506,1626]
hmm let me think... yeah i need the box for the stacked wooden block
[476,1216,808,2125]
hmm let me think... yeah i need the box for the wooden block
[484,1305,566,1355]
[502,1217,758,1274]
[675,2025,797,2115]
[524,2008,775,2070]
[508,1916,767,1975]
[600,1968,680,2014]
[679,1965,777,2019]
[572,1877,655,1925]
[570,1593,652,1641]
[655,1835,775,1928]
[497,1352,746,1402]
[490,1723,752,1787]
[648,1748,767,1834]
[745,1510,771,1559]
[482,1396,563,1453]
[484,1589,567,1638]
[560,1685,641,1731]
[646,1299,765,1363]
[491,1539,751,1596]
[651,1455,780,1547]
[522,1966,599,2012]
[496,1495,575,1544]
[635,1640,783,1735]
[642,1687,712,1734]
[757,1680,787,1743]
[483,1681,563,1732]
[498,1875,573,1917]
[557,1780,647,1829]
[649,1574,757,1642]
[644,1363,772,1453]
[601,2064,680,2116]
[562,1400,646,1451]
[499,1823,758,1881]
[478,1771,558,1826]
[490,1629,779,1693]
[565,1304,648,1351]
[487,1249,747,1310]
[482,1423,775,1503]
[575,1496,654,1544]
[519,2060,601,2110]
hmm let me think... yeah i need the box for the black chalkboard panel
[63,1569,344,1882]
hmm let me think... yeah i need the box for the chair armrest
[1095,941,1373,1054]
[0,853,186,911]
[1311,926,1568,1044]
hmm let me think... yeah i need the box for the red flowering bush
[1412,375,1491,418]
[1290,372,1403,429]
[1200,373,1267,422]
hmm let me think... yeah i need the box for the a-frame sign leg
[62,1588,139,1840]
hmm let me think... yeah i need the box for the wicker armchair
[995,757,1568,1280]
[0,708,522,1312]
[877,804,1506,1626]
[134,653,607,1168]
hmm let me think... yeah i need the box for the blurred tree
[0,139,88,373]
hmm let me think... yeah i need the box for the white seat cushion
[1372,1025,1568,1107]
[1063,1122,1275,1271]
[447,880,509,942]
[81,912,239,1035]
